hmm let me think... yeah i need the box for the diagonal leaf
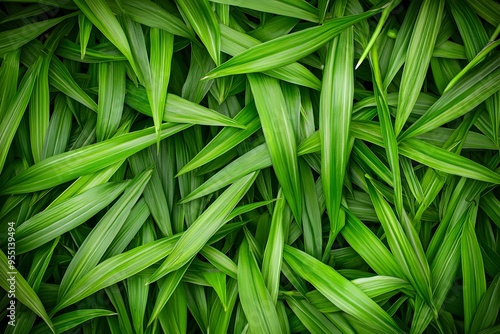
[11,181,129,255]
[283,245,402,333]
[204,8,383,79]
[320,23,353,240]
[177,0,220,65]
[148,172,258,283]
[1,122,190,195]
[0,55,42,174]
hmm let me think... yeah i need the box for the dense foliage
[0,0,499,333]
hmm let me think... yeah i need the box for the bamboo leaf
[1,122,190,195]
[320,22,354,243]
[149,28,174,148]
[238,238,283,333]
[177,0,220,65]
[0,12,77,57]
[73,0,138,75]
[204,8,383,79]
[248,73,302,222]
[394,0,444,135]
[97,61,127,141]
[283,245,402,333]
[210,0,319,22]
[0,249,54,333]
[147,172,257,283]
[0,56,42,174]
[12,182,128,254]
[58,169,152,299]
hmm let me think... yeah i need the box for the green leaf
[107,0,195,40]
[238,238,283,333]
[149,28,174,148]
[177,101,260,176]
[180,144,271,203]
[341,209,404,278]
[125,82,244,128]
[73,0,138,75]
[78,12,93,59]
[31,309,116,334]
[469,274,500,334]
[283,245,402,333]
[220,24,321,90]
[204,8,383,79]
[97,61,127,141]
[320,25,353,239]
[262,190,291,302]
[0,250,54,333]
[248,73,302,222]
[58,169,152,299]
[0,12,77,57]
[366,177,434,310]
[398,138,500,184]
[12,181,128,254]
[370,44,402,217]
[147,172,257,283]
[461,211,487,333]
[0,55,42,174]
[177,0,220,65]
[394,0,444,135]
[401,55,500,140]
[285,295,341,334]
[211,0,319,22]
[1,122,190,194]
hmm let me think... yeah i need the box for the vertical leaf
[0,56,42,174]
[320,23,354,243]
[248,73,302,222]
[394,0,444,135]
[238,238,283,333]
[97,61,126,141]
